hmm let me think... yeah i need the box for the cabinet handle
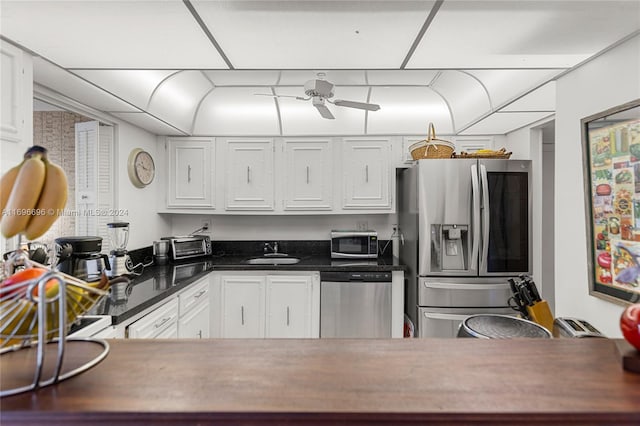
[286,306,290,326]
[365,165,369,183]
[247,166,251,184]
[187,165,191,183]
[194,290,206,299]
[154,317,171,329]
[306,166,310,184]
[197,330,202,339]
[241,305,245,325]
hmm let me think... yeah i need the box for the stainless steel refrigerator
[398,159,532,337]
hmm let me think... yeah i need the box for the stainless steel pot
[457,314,552,339]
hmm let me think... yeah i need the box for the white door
[167,137,214,208]
[342,138,391,209]
[283,139,333,211]
[225,139,274,211]
[221,276,265,337]
[265,276,314,338]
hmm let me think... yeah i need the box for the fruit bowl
[0,251,111,397]
[0,262,109,349]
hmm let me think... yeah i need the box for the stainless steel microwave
[331,231,378,259]
[163,235,212,261]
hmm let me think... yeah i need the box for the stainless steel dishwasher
[320,271,392,338]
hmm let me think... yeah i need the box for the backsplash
[170,214,398,241]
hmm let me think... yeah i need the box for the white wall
[555,34,640,337]
[115,123,171,250]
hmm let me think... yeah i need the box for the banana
[0,146,68,240]
[1,154,46,238]
[0,161,23,213]
[24,159,68,240]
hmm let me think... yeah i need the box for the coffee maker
[55,236,110,281]
[107,222,130,277]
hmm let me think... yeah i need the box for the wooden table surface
[1,338,640,425]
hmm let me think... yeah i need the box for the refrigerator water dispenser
[432,224,468,271]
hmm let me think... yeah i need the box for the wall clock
[127,148,155,188]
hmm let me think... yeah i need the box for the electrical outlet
[357,221,368,231]
[201,218,211,233]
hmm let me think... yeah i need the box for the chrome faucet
[264,242,279,255]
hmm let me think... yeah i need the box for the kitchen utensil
[457,314,552,339]
[107,222,130,277]
[153,240,170,265]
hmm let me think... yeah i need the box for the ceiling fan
[255,74,381,120]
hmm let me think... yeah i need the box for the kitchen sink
[245,256,300,265]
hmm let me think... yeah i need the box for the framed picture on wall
[582,98,640,305]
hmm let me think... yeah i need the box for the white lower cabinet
[178,277,210,339]
[127,298,179,339]
[221,276,265,338]
[215,272,319,338]
[266,276,314,338]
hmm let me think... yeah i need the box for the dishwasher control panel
[320,271,392,282]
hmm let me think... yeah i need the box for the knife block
[526,300,554,332]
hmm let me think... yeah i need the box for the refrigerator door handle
[423,281,510,291]
[479,163,490,272]
[423,312,474,321]
[471,164,480,273]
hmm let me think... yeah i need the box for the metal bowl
[457,314,552,339]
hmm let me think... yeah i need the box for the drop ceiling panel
[460,112,554,135]
[430,71,491,132]
[467,69,562,108]
[501,81,556,112]
[193,87,280,135]
[278,70,368,86]
[147,71,214,133]
[367,70,440,86]
[0,1,228,68]
[33,58,139,113]
[278,87,368,135]
[408,1,640,68]
[203,71,281,86]
[191,0,436,68]
[72,70,176,110]
[111,112,187,136]
[368,87,453,134]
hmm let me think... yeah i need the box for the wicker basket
[409,123,455,159]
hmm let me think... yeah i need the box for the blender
[107,222,130,277]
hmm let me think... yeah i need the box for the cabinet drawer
[127,298,179,339]
[179,279,209,316]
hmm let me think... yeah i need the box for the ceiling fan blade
[314,103,335,119]
[312,96,335,119]
[332,99,381,111]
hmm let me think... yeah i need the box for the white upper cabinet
[224,138,275,211]
[1,41,31,145]
[283,139,333,211]
[342,138,392,210]
[166,137,215,208]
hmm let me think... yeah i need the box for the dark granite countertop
[91,240,405,326]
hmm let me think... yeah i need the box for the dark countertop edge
[3,410,640,425]
[109,258,405,325]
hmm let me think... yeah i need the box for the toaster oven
[163,235,212,261]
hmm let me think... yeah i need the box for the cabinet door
[1,41,25,143]
[167,137,214,208]
[221,276,265,338]
[178,278,210,338]
[283,139,333,211]
[342,139,391,209]
[127,298,179,339]
[225,139,274,211]
[265,276,314,338]
[179,299,210,339]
